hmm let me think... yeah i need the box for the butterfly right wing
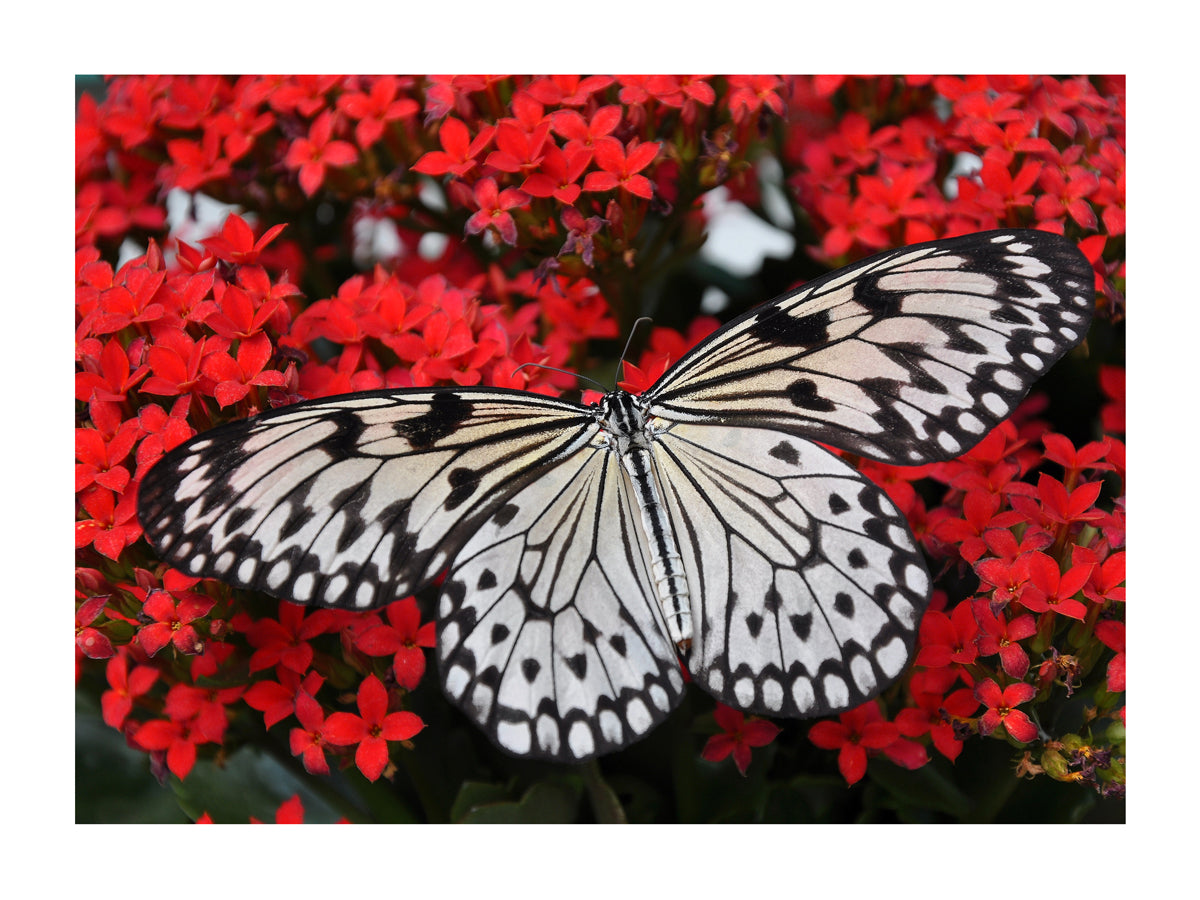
[439,439,686,762]
[137,388,597,611]
[647,230,1094,465]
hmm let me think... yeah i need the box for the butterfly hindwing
[138,389,595,610]
[651,421,929,717]
[439,441,685,761]
[647,230,1094,464]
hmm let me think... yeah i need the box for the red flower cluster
[76,75,1124,818]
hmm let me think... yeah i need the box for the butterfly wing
[647,230,1094,464]
[651,421,929,717]
[138,388,597,611]
[438,443,685,761]
[139,386,684,761]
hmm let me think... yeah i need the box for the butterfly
[137,229,1094,763]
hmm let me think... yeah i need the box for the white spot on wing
[876,636,909,678]
[497,720,531,755]
[823,674,849,708]
[568,721,594,758]
[851,655,876,694]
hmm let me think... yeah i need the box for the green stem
[580,759,627,824]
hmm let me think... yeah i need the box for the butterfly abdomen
[599,391,693,648]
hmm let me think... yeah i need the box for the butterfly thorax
[596,390,692,650]
[595,390,654,453]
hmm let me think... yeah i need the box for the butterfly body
[139,229,1094,762]
[598,390,693,648]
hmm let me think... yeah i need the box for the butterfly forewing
[651,421,929,717]
[138,389,595,610]
[647,230,1094,465]
[438,440,685,761]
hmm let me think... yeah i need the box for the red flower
[207,90,274,163]
[243,601,344,676]
[1011,474,1105,530]
[289,689,335,775]
[248,794,307,824]
[1042,433,1115,483]
[354,597,436,690]
[701,703,781,775]
[1099,366,1125,433]
[202,267,295,340]
[557,207,607,266]
[163,681,244,744]
[245,669,325,730]
[725,75,786,122]
[1018,551,1092,620]
[816,192,890,258]
[857,166,934,227]
[971,599,1037,678]
[200,331,288,407]
[141,328,211,398]
[485,119,553,176]
[323,674,424,782]
[550,105,622,158]
[464,177,528,246]
[411,117,495,177]
[1034,158,1099,229]
[975,679,1038,743]
[808,702,903,785]
[335,76,419,148]
[930,488,1024,563]
[76,486,141,560]
[977,157,1042,213]
[85,259,167,335]
[101,653,159,728]
[166,130,233,192]
[644,75,716,109]
[200,213,287,266]
[75,336,150,403]
[283,110,358,196]
[134,397,194,471]
[521,144,590,204]
[524,74,614,107]
[75,421,139,494]
[1083,550,1126,605]
[76,595,115,660]
[135,573,217,657]
[388,299,499,387]
[1094,620,1125,693]
[915,601,980,667]
[895,687,979,762]
[583,139,660,199]
[133,717,202,780]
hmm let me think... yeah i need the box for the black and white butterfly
[138,230,1094,762]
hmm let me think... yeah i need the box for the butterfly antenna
[619,317,653,382]
[510,361,608,393]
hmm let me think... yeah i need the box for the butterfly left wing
[650,420,929,718]
[137,388,597,611]
[647,230,1094,465]
[138,386,686,762]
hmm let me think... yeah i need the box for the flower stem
[580,759,627,824]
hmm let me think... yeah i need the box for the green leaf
[867,758,972,821]
[453,777,582,823]
[449,780,514,821]
[76,698,189,824]
[171,743,378,823]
